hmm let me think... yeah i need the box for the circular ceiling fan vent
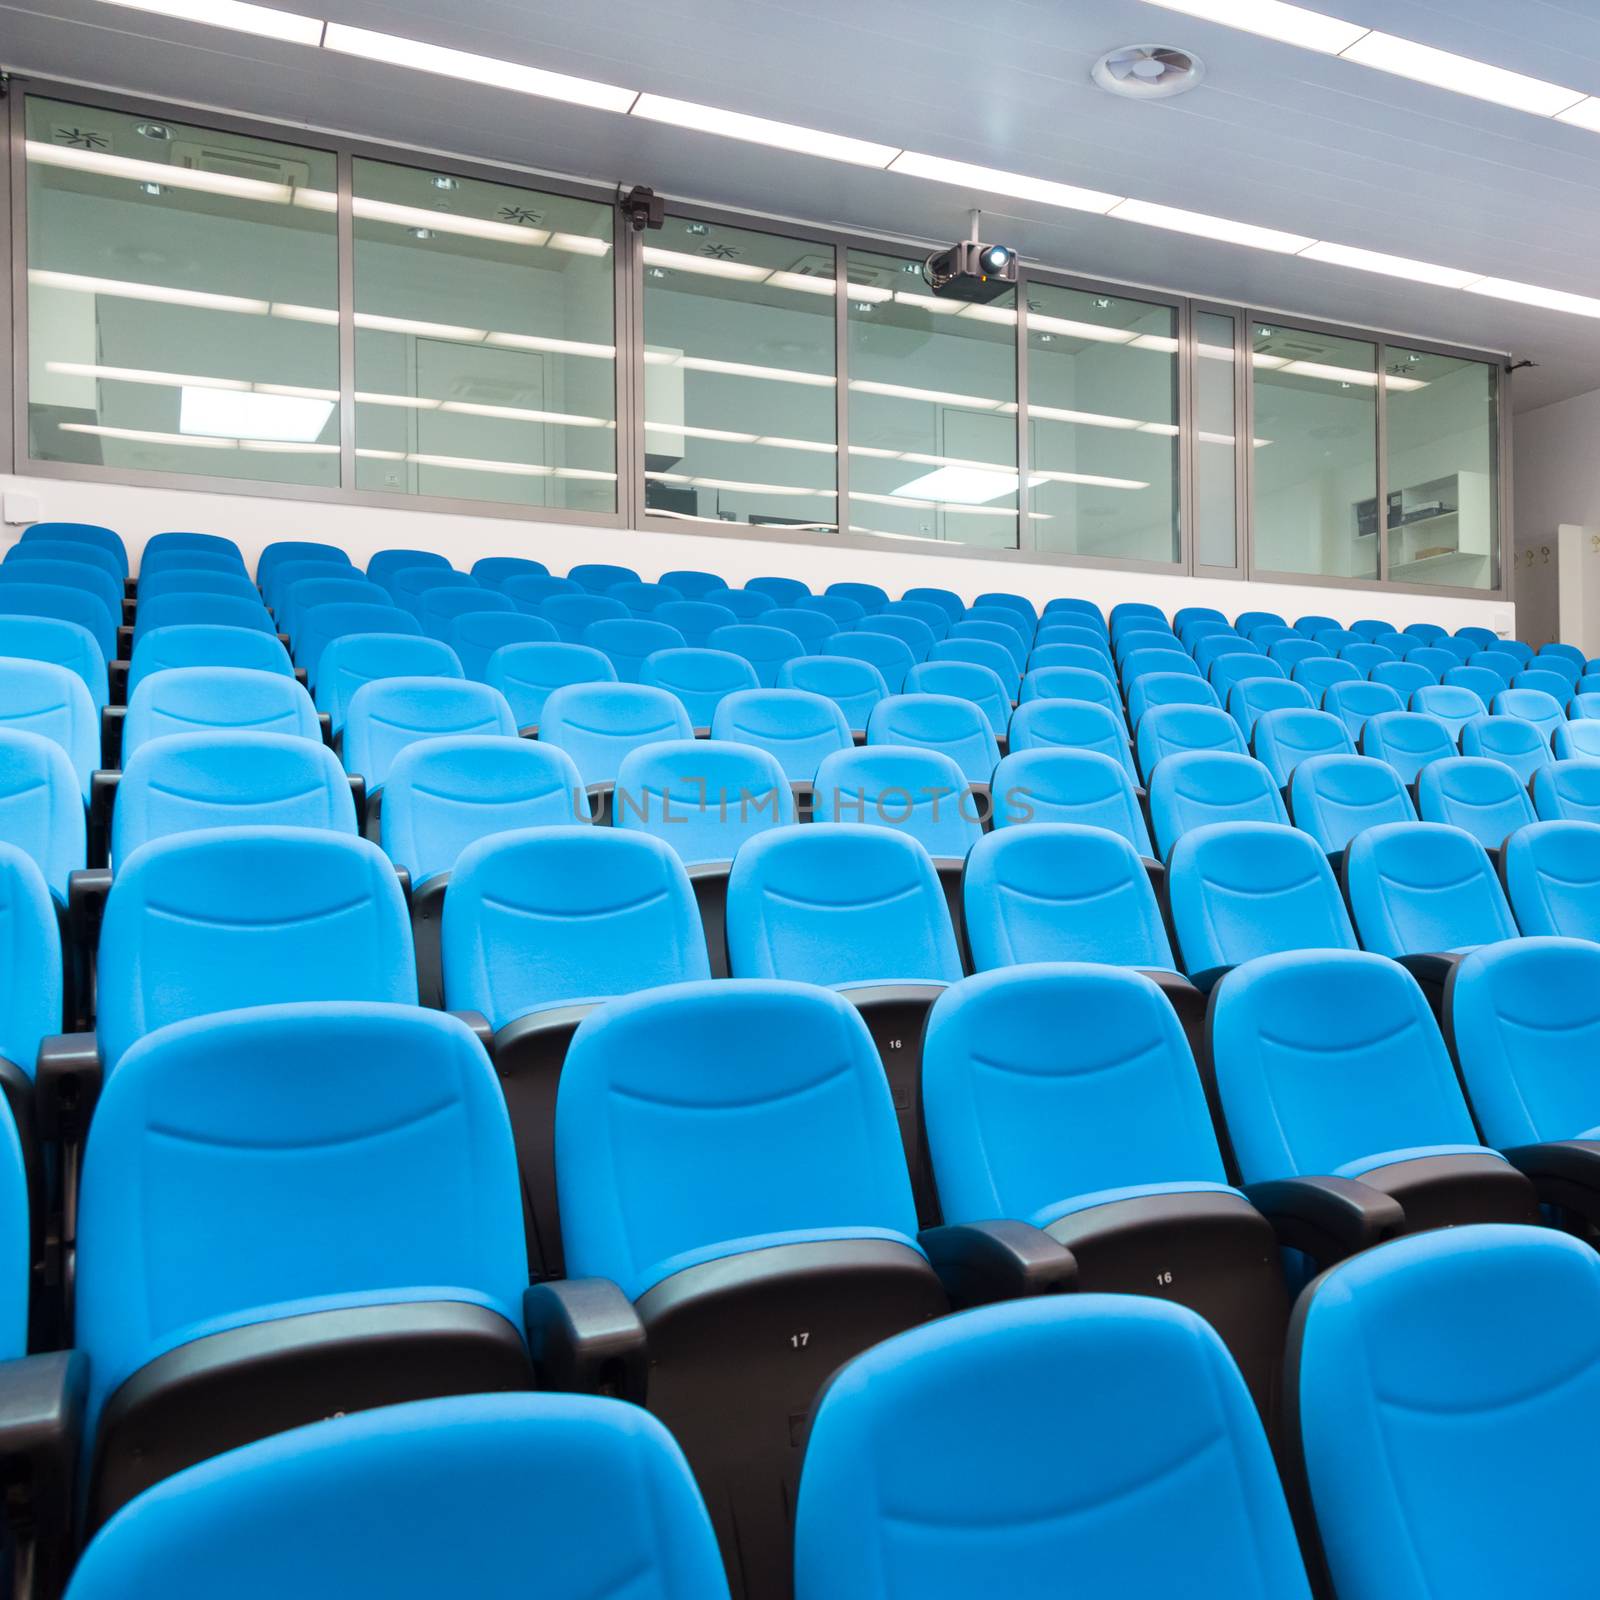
[1093,45,1205,100]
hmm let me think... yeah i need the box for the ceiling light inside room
[888,151,1122,214]
[1109,198,1315,253]
[96,0,324,45]
[1137,0,1368,53]
[892,466,1041,504]
[179,387,335,442]
[1338,31,1585,116]
[631,93,900,167]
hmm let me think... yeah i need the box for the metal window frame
[5,72,1513,598]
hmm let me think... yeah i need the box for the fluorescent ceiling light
[95,0,324,45]
[1297,241,1483,290]
[26,140,296,204]
[889,150,1122,215]
[1109,199,1315,253]
[60,423,236,448]
[1340,31,1585,117]
[48,360,250,391]
[757,435,837,453]
[321,23,638,113]
[1030,314,1135,343]
[548,233,611,256]
[1032,469,1152,490]
[440,401,610,429]
[892,466,1030,504]
[893,291,964,315]
[631,93,898,168]
[850,378,1001,410]
[351,196,551,245]
[486,332,616,360]
[238,439,339,453]
[645,420,760,443]
[1555,97,1600,132]
[355,391,441,410]
[641,246,769,283]
[29,268,269,315]
[1137,0,1368,54]
[1028,404,1144,429]
[353,311,487,342]
[180,387,334,442]
[1465,278,1600,318]
[678,356,836,387]
[1130,333,1181,352]
[271,302,338,324]
[765,271,836,297]
[409,452,553,477]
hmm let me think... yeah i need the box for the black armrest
[1502,1140,1600,1223]
[120,597,135,627]
[1244,1175,1405,1266]
[0,1351,87,1597]
[449,1010,494,1054]
[293,667,308,688]
[392,865,411,911]
[36,1033,103,1146]
[108,660,129,705]
[99,706,126,772]
[317,713,333,749]
[277,632,290,649]
[66,868,113,1027]
[585,782,614,825]
[347,773,367,833]
[523,1279,647,1402]
[917,1220,1078,1309]
[87,772,120,868]
[116,624,132,659]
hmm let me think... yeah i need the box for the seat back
[343,678,518,792]
[1345,821,1518,957]
[127,624,291,701]
[1442,665,1503,709]
[134,593,273,650]
[468,556,548,590]
[826,580,889,614]
[903,586,967,624]
[1210,655,1285,704]
[807,593,868,629]
[485,641,616,731]
[538,682,694,789]
[125,667,320,761]
[781,655,891,734]
[744,576,810,606]
[1251,708,1354,789]
[1415,756,1536,851]
[0,841,65,1082]
[136,568,259,605]
[1513,668,1574,702]
[0,615,109,709]
[773,607,839,655]
[0,659,99,799]
[113,732,356,866]
[391,567,478,617]
[1028,643,1118,679]
[1268,637,1329,672]
[810,746,981,858]
[1360,711,1456,786]
[1125,671,1219,727]
[1295,1226,1600,1600]
[659,568,726,599]
[616,739,794,865]
[1005,699,1139,785]
[367,549,452,591]
[639,648,759,729]
[296,602,421,687]
[609,581,684,616]
[1469,649,1520,685]
[990,749,1152,853]
[582,618,688,683]
[1339,642,1395,675]
[862,614,936,664]
[975,590,1037,628]
[1042,596,1105,629]
[1024,667,1126,726]
[1168,821,1356,975]
[567,563,639,594]
[315,634,463,734]
[144,533,242,565]
[702,588,777,622]
[0,729,85,902]
[0,580,117,662]
[1502,822,1600,940]
[96,830,417,1069]
[256,541,348,590]
[447,611,558,682]
[921,968,1224,1226]
[418,585,514,645]
[281,578,387,645]
[1228,676,1312,736]
[1553,718,1600,761]
[1289,753,1416,854]
[0,559,121,625]
[1210,949,1478,1183]
[929,638,1018,699]
[652,600,739,649]
[880,600,950,640]
[22,521,126,575]
[1532,758,1600,823]
[442,828,709,1028]
[706,623,805,688]
[538,593,628,644]
[379,736,587,886]
[727,825,961,986]
[824,632,918,694]
[1291,658,1362,700]
[964,825,1175,971]
[1323,680,1405,740]
[866,694,999,786]
[1492,686,1565,745]
[502,574,581,613]
[1410,683,1480,741]
[1148,753,1288,858]
[1460,714,1552,783]
[711,689,852,784]
[265,557,352,614]
[1135,704,1246,782]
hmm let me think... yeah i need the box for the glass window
[1195,310,1238,569]
[1384,348,1499,590]
[352,158,614,511]
[24,97,339,486]
[642,219,836,528]
[1027,285,1178,563]
[845,247,1017,549]
[1251,323,1379,580]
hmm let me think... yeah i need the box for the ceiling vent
[1093,45,1204,100]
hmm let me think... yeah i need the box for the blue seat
[135,567,260,605]
[833,631,918,695]
[1251,708,1354,790]
[1042,596,1106,629]
[1455,626,1502,650]
[1533,757,1600,822]
[127,624,291,702]
[0,580,118,664]
[140,547,244,580]
[975,591,1037,630]
[72,1004,529,1528]
[653,599,739,649]
[96,832,417,1072]
[537,593,628,644]
[1492,686,1565,746]
[256,541,346,589]
[1566,720,1600,762]
[1345,822,1519,957]
[1007,698,1138,785]
[744,575,810,606]
[1291,657,1362,701]
[1349,619,1393,642]
[0,614,108,710]
[1401,621,1447,643]
[368,549,452,592]
[902,661,1010,737]
[951,617,1023,669]
[1027,643,1117,680]
[1514,668,1575,701]
[1538,642,1586,672]
[315,634,463,735]
[1370,631,1411,659]
[295,602,421,688]
[1322,680,1405,741]
[1192,634,1258,677]
[1469,649,1520,685]
[1294,1225,1597,1600]
[1401,645,1457,677]
[813,747,984,860]
[1575,686,1600,714]
[113,732,356,866]
[485,641,615,732]
[964,825,1178,972]
[712,688,852,785]
[1339,642,1396,674]
[1409,683,1479,742]
[134,593,274,653]
[707,622,805,688]
[1022,666,1126,726]
[1237,609,1287,633]
[636,647,756,730]
[0,729,85,904]
[1114,629,1184,667]
[447,611,558,682]
[1415,756,1536,852]
[1125,671,1220,728]
[826,580,890,614]
[807,593,867,629]
[1442,665,1503,710]
[1110,602,1167,634]
[581,617,687,683]
[125,667,320,762]
[990,749,1152,854]
[537,681,693,794]
[1210,654,1285,703]
[1135,704,1246,784]
[1460,714,1552,784]
[1289,754,1417,855]
[343,678,517,794]
[866,694,999,785]
[258,558,337,617]
[1371,660,1435,700]
[467,555,548,589]
[280,578,387,647]
[0,841,64,1086]
[22,521,126,576]
[1228,676,1312,736]
[1246,623,1296,650]
[0,559,122,631]
[659,568,726,600]
[1174,605,1227,631]
[566,562,639,594]
[1268,637,1329,671]
[1313,628,1362,655]
[609,580,684,615]
[701,587,777,621]
[1168,822,1356,981]
[903,586,967,624]
[1034,621,1112,659]
[1501,822,1600,939]
[144,531,242,565]
[772,607,838,654]
[1148,753,1288,859]
[1360,711,1456,786]
[780,656,896,736]
[502,574,581,613]
[879,599,950,640]
[418,585,514,645]
[617,739,793,865]
[1120,648,1202,690]
[0,659,99,799]
[928,638,1018,699]
[862,614,937,664]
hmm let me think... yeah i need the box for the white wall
[1,470,1516,636]
[1514,387,1600,652]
